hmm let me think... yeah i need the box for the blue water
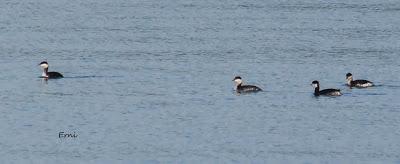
[1,0,400,163]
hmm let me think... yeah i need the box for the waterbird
[311,80,342,96]
[39,61,63,79]
[233,76,262,93]
[346,73,374,88]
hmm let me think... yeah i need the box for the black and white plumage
[311,81,342,96]
[346,73,373,88]
[233,76,262,93]
[39,61,63,79]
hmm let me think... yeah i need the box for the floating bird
[233,76,262,93]
[346,73,373,88]
[39,61,63,79]
[311,80,341,96]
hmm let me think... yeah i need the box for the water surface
[0,0,400,163]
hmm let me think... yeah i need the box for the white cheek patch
[40,63,49,68]
[234,79,242,84]
[312,83,318,88]
[347,76,353,80]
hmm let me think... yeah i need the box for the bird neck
[314,86,320,94]
[236,82,242,88]
[346,77,353,85]
[42,68,48,76]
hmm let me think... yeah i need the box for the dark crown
[233,76,242,80]
[39,61,48,65]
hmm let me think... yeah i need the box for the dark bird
[39,61,63,79]
[346,73,373,88]
[311,80,341,96]
[233,76,262,93]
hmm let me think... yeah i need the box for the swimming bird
[39,61,63,79]
[233,76,262,93]
[311,80,341,96]
[346,73,373,88]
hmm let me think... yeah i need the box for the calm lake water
[1,0,400,163]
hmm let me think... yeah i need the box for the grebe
[39,61,63,79]
[311,81,341,96]
[346,73,373,88]
[233,76,262,93]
